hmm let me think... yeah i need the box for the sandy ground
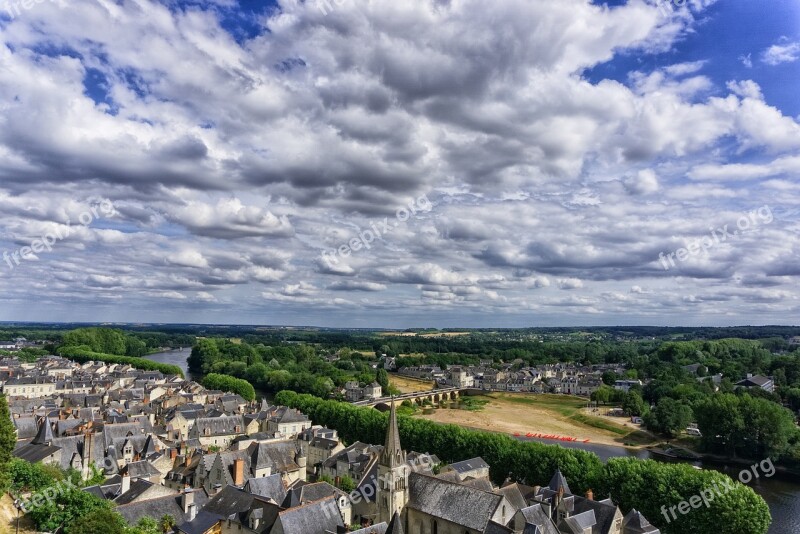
[0,494,37,534]
[389,374,436,394]
[414,394,648,447]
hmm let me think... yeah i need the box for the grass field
[414,392,658,447]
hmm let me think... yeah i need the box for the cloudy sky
[0,0,798,328]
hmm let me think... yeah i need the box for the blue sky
[0,0,798,327]
[588,0,800,116]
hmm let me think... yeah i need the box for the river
[144,349,798,532]
[145,348,273,401]
[146,347,194,380]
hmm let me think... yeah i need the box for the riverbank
[413,392,657,448]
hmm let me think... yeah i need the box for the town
[1,355,662,534]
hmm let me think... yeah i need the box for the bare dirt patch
[414,393,655,447]
[389,374,436,394]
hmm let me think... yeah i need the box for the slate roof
[496,483,527,512]
[13,442,60,463]
[446,456,489,474]
[387,512,404,534]
[518,504,559,534]
[32,416,54,444]
[407,472,503,532]
[117,491,209,527]
[547,469,571,494]
[122,460,162,479]
[13,417,38,439]
[570,494,620,534]
[272,497,345,534]
[113,479,154,505]
[347,523,388,534]
[193,414,244,436]
[244,474,287,503]
[248,441,300,473]
[622,508,661,534]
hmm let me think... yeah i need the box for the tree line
[275,391,771,534]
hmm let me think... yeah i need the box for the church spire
[32,415,54,445]
[381,397,405,468]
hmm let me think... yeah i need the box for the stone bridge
[352,387,474,411]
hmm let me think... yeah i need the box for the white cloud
[762,39,800,66]
[0,0,797,326]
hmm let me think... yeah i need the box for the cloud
[762,39,800,66]
[739,54,752,68]
[558,278,584,290]
[0,0,797,326]
[623,169,660,195]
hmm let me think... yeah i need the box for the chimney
[585,489,594,501]
[234,458,245,486]
[182,487,195,514]
[187,503,197,522]
[170,448,178,460]
[121,473,131,495]
[185,453,192,467]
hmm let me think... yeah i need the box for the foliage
[338,475,356,493]
[0,395,18,491]
[28,486,112,532]
[7,458,64,492]
[644,397,694,438]
[593,458,771,534]
[621,391,646,417]
[276,391,770,534]
[67,508,128,534]
[189,338,380,397]
[159,514,177,533]
[57,346,184,377]
[61,327,151,357]
[694,393,798,459]
[202,373,256,401]
[376,368,390,391]
[129,516,160,534]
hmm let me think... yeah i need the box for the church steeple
[377,398,408,524]
[381,398,406,468]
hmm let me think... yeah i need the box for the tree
[275,390,772,534]
[645,397,693,438]
[338,475,356,493]
[28,487,111,533]
[0,395,17,491]
[784,388,800,411]
[601,371,617,385]
[376,368,390,391]
[202,373,256,401]
[159,515,177,533]
[622,391,646,417]
[67,508,127,534]
[591,385,614,405]
[693,394,744,455]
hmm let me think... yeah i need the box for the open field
[414,392,657,447]
[389,373,436,394]
[377,331,473,337]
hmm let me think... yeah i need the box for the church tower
[377,399,409,524]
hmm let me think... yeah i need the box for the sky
[0,0,798,328]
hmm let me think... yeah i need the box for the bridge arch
[374,402,392,412]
